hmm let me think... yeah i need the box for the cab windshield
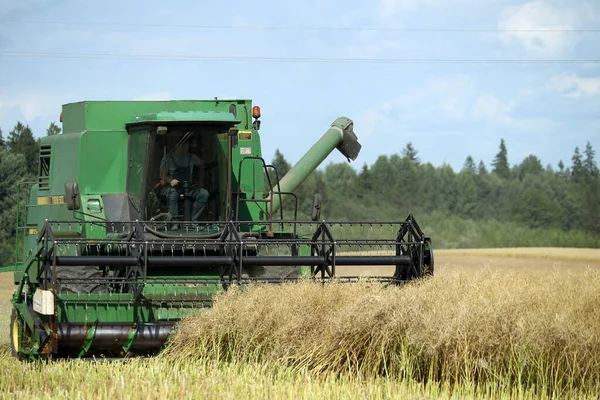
[127,123,228,224]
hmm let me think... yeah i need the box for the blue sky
[0,0,598,171]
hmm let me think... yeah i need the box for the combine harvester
[3,99,433,359]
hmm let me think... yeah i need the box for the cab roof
[127,111,240,126]
[60,100,252,134]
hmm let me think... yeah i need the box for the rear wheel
[10,309,28,360]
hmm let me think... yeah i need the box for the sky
[0,0,598,172]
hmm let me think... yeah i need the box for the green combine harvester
[3,99,433,359]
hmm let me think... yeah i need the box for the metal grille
[38,145,52,190]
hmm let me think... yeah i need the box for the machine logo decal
[37,195,66,206]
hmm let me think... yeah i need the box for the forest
[0,120,598,266]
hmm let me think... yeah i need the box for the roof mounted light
[252,106,261,119]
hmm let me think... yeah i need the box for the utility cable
[1,51,598,64]
[1,19,599,33]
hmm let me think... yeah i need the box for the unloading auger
[3,99,433,359]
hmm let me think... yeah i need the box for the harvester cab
[5,99,433,360]
[125,116,238,227]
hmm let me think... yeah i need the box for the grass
[0,250,599,399]
[279,213,600,252]
[0,350,567,400]
[418,212,600,249]
[292,210,600,249]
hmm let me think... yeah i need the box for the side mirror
[228,127,239,148]
[64,181,81,210]
[311,193,322,221]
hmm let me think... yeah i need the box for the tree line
[0,122,61,265]
[275,139,600,237]
[0,119,597,266]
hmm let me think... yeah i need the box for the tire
[56,266,109,294]
[10,309,26,360]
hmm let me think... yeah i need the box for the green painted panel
[56,291,217,323]
[40,131,80,194]
[79,131,128,194]
[61,102,86,134]
[66,100,253,133]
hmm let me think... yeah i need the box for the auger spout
[268,116,361,215]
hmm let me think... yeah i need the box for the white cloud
[548,73,600,97]
[472,94,514,120]
[0,91,65,137]
[357,75,477,133]
[498,1,588,56]
[0,92,59,123]
[385,76,476,122]
[355,108,386,137]
[355,75,565,142]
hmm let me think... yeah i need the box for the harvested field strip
[438,248,600,263]
[165,269,600,395]
[340,248,600,263]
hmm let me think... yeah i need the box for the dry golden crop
[1,248,599,399]
[165,268,600,395]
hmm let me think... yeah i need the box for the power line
[1,19,599,33]
[1,51,598,64]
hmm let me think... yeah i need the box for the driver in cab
[159,135,209,225]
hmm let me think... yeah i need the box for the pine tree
[7,122,39,175]
[462,156,477,173]
[6,122,23,151]
[492,139,510,179]
[272,149,291,178]
[267,149,291,189]
[477,160,488,175]
[357,164,373,193]
[46,122,61,136]
[401,142,420,165]
[515,154,543,180]
[583,141,598,177]
[0,128,4,149]
[571,147,583,181]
